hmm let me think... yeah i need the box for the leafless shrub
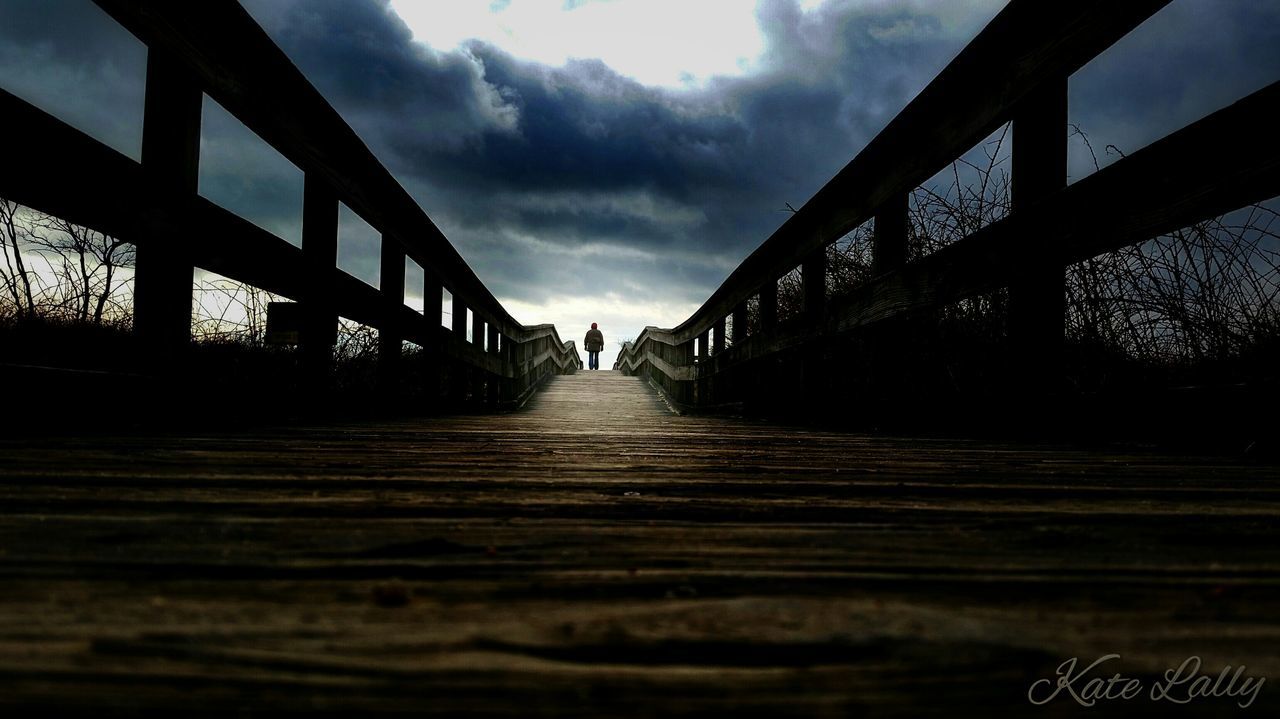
[1067,204,1280,367]
[191,274,280,347]
[776,265,804,324]
[910,123,1012,261]
[767,123,1278,385]
[826,220,876,297]
[0,198,133,327]
[0,199,36,319]
[335,318,379,363]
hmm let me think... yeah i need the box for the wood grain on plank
[1,371,1277,716]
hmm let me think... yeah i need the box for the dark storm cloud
[2,0,1276,314]
[236,0,1004,304]
[242,0,519,152]
[0,0,147,158]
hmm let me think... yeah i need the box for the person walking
[584,322,604,370]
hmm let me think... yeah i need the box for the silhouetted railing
[0,2,579,409]
[617,0,1279,421]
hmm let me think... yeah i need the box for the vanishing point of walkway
[1,371,1278,716]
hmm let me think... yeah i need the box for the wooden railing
[617,0,1280,418]
[0,2,579,409]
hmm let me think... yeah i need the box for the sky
[1,0,1278,369]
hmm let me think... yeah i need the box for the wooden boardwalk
[2,370,1279,716]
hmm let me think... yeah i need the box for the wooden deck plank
[1,370,1277,716]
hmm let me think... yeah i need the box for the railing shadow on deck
[0,2,580,418]
[615,0,1280,445]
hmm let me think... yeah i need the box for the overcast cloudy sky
[2,0,1278,367]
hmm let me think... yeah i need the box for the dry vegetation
[1,198,392,414]
[767,126,1280,396]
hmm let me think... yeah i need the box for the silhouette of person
[584,322,604,370]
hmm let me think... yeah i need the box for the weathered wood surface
[1,371,1278,716]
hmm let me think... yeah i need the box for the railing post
[421,273,443,403]
[1009,74,1068,389]
[758,280,778,335]
[696,329,710,406]
[472,312,486,403]
[301,174,339,386]
[710,317,726,405]
[873,192,909,275]
[872,192,912,407]
[450,291,468,403]
[801,249,828,410]
[487,324,501,404]
[136,49,201,365]
[507,334,524,403]
[538,336,549,382]
[728,302,749,406]
[753,280,781,412]
[731,302,748,346]
[378,233,405,400]
[802,250,826,323]
[678,338,695,405]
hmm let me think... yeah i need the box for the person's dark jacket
[584,328,604,352]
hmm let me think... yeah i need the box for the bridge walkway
[1,371,1278,715]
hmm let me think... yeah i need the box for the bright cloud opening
[501,291,700,370]
[388,0,766,88]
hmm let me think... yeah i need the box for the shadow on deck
[1,371,1277,716]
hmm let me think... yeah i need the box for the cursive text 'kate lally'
[1028,655,1265,709]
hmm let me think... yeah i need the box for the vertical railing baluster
[873,192,911,406]
[1009,74,1068,389]
[802,251,826,323]
[378,233,405,399]
[732,302,748,346]
[136,49,201,365]
[300,174,339,386]
[696,330,710,405]
[755,281,779,412]
[678,338,695,406]
[801,250,828,409]
[472,312,486,402]
[421,273,443,403]
[873,193,909,275]
[758,280,778,335]
[450,291,468,403]
[487,324,501,404]
[711,318,726,404]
